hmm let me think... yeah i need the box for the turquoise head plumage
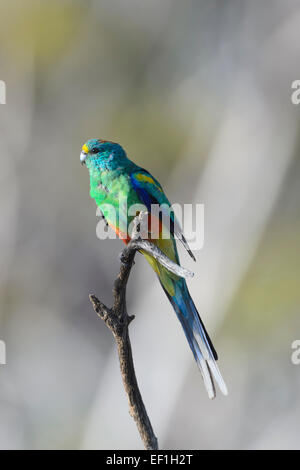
[80,139,128,172]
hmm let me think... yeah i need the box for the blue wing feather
[130,169,196,261]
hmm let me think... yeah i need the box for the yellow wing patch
[135,173,163,191]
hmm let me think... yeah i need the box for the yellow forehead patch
[82,144,89,154]
[135,173,162,190]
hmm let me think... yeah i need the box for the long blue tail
[163,279,227,399]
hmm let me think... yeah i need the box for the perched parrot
[80,138,227,399]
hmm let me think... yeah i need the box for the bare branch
[89,239,158,449]
[89,212,194,449]
[125,238,194,278]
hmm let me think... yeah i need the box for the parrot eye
[91,148,98,154]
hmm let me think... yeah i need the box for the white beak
[80,151,87,165]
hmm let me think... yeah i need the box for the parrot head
[80,139,127,170]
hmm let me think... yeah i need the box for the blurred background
[0,0,300,450]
